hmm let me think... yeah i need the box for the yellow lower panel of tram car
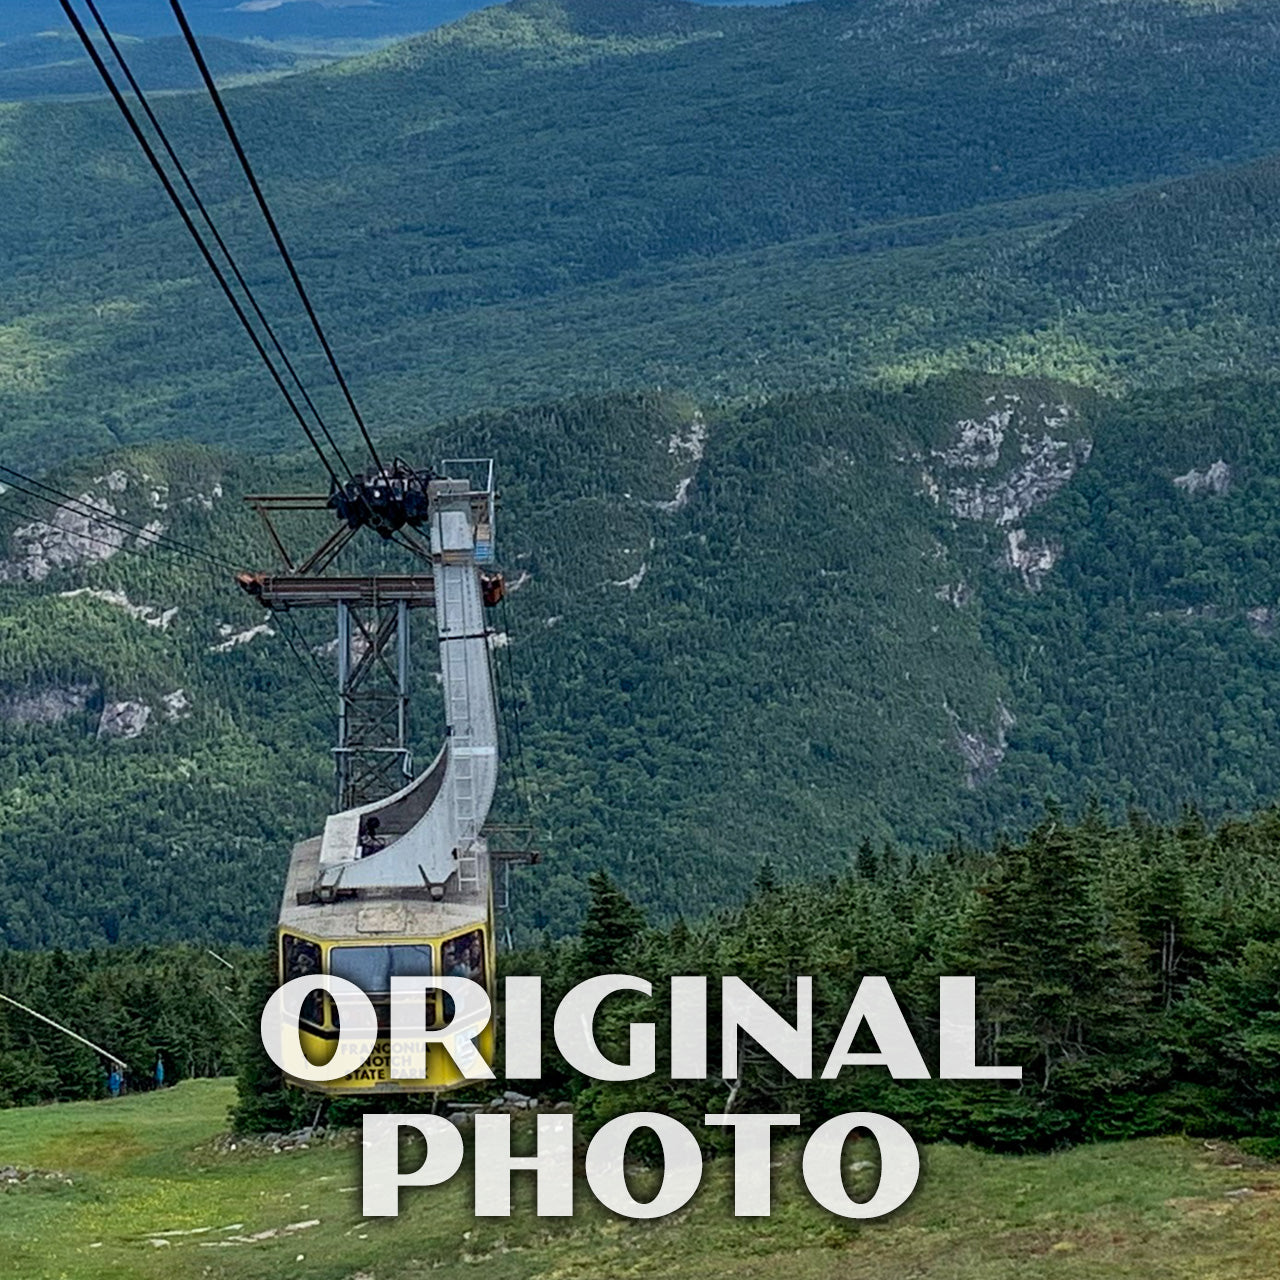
[290,1026,496,1094]
[278,924,494,1095]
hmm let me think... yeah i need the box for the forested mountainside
[7,375,1280,949]
[12,0,1280,467]
[9,0,1280,949]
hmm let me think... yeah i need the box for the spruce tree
[855,837,878,881]
[230,946,313,1134]
[577,871,646,977]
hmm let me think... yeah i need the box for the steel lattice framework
[238,493,435,810]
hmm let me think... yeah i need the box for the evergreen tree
[855,837,878,881]
[753,858,780,895]
[576,871,646,978]
[229,947,312,1134]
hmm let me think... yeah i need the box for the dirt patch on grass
[1196,1140,1280,1173]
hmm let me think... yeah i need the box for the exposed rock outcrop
[312,633,370,662]
[912,394,1089,592]
[185,482,224,511]
[947,698,1015,788]
[210,621,274,653]
[922,401,1090,527]
[613,561,648,590]
[98,700,150,740]
[1247,607,1276,638]
[1005,529,1060,592]
[0,1166,73,1188]
[0,683,95,726]
[0,508,131,583]
[161,688,192,721]
[0,469,170,582]
[654,411,708,512]
[934,579,972,608]
[59,588,178,629]
[667,410,707,464]
[1173,460,1231,496]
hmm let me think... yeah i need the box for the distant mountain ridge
[0,31,315,101]
[0,0,791,46]
[9,0,1280,467]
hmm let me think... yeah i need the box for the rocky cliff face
[97,700,151,740]
[1004,528,1059,591]
[914,393,1090,591]
[1174,459,1231,496]
[0,469,168,582]
[947,698,1016,789]
[920,395,1090,524]
[0,683,96,726]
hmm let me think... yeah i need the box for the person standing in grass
[154,1055,165,1089]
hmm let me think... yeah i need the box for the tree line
[6,794,1279,1159]
[230,796,1280,1153]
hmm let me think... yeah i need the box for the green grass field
[1,1080,1278,1279]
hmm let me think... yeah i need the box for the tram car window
[330,943,437,1031]
[441,929,486,1020]
[281,934,324,1028]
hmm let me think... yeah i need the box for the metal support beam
[334,596,415,810]
[238,467,505,830]
[238,574,435,608]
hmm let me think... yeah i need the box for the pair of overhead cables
[0,461,237,575]
[54,0,384,485]
[12,3,392,712]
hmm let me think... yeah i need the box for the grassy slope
[1,1079,1278,1280]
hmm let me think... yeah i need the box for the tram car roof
[279,837,488,942]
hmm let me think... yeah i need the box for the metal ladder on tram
[444,566,481,893]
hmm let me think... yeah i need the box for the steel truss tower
[237,461,535,874]
[238,496,439,811]
[336,593,411,809]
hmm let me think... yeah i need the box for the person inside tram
[465,935,484,981]
[358,814,386,857]
[444,932,485,983]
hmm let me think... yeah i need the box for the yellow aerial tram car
[277,837,496,1093]
[257,466,508,1094]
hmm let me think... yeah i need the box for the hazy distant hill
[0,0,462,44]
[6,0,1280,469]
[0,0,790,45]
[0,32,313,101]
